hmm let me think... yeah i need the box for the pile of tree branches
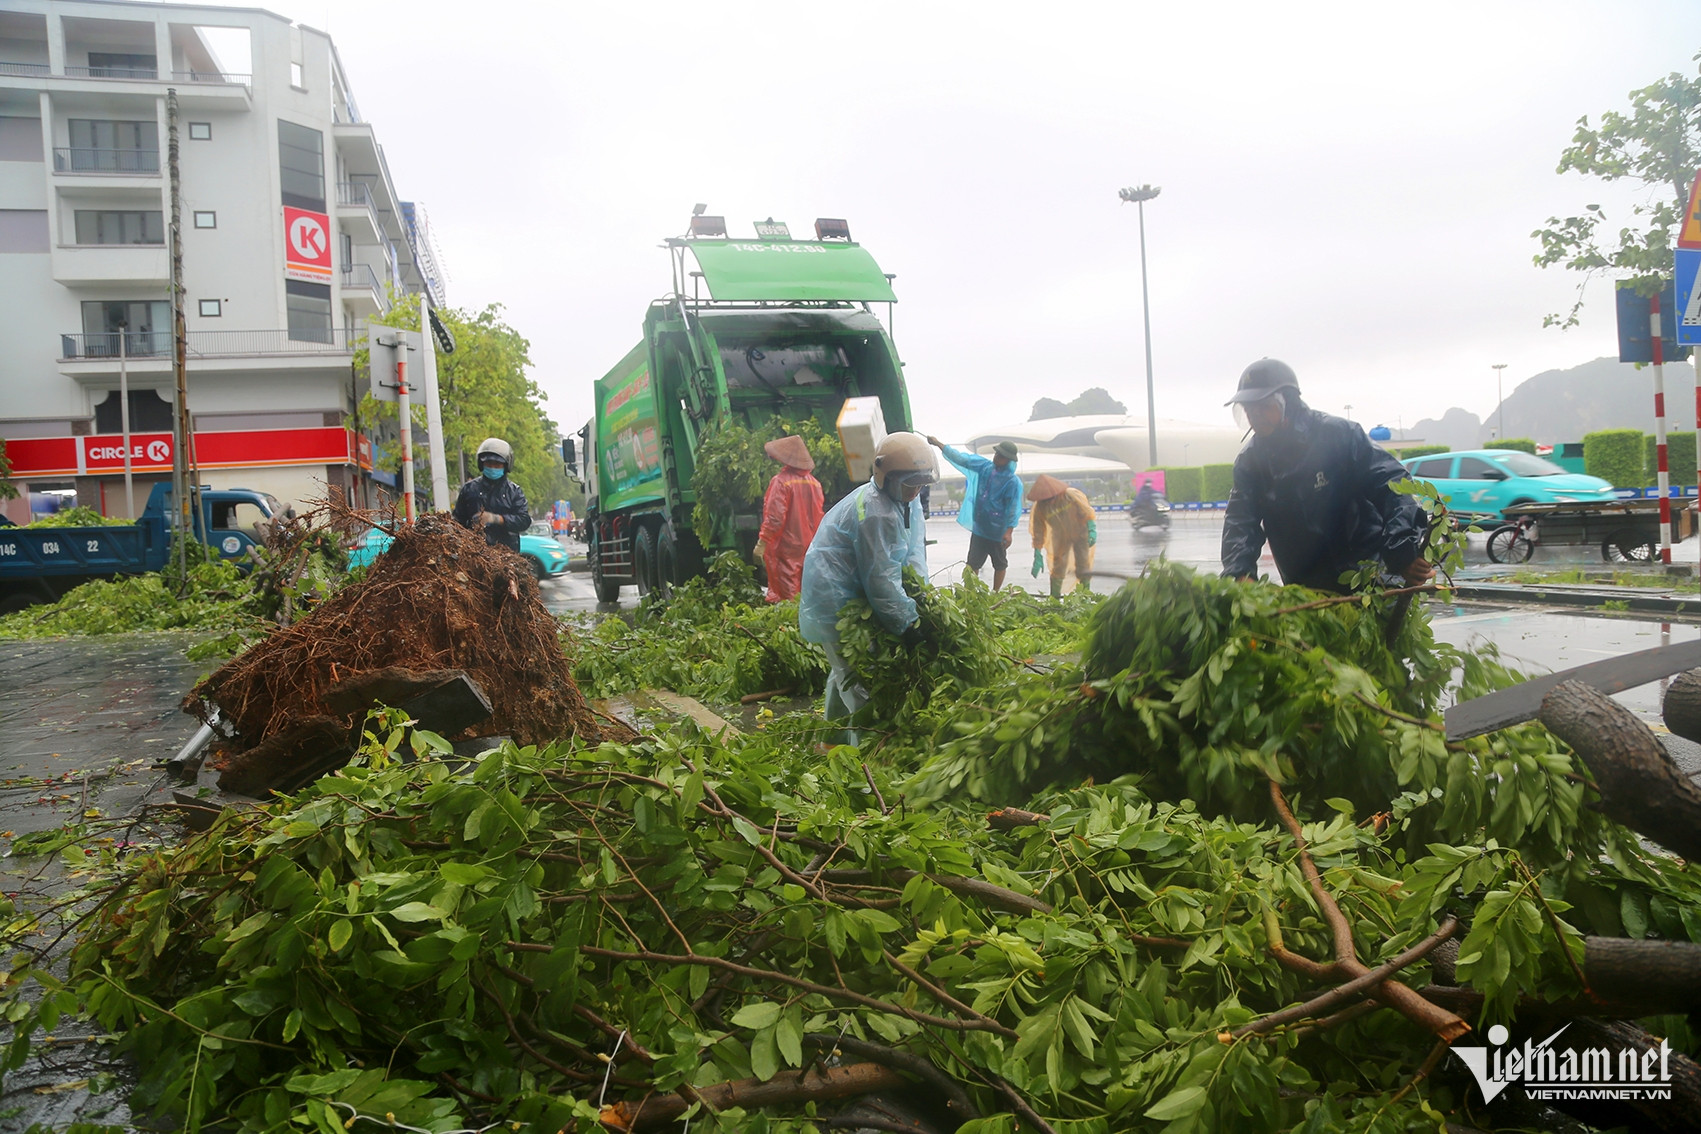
[4,564,1701,1133]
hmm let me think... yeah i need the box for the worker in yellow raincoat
[1029,474,1098,598]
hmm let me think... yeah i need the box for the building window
[290,61,305,88]
[199,299,221,317]
[286,279,332,343]
[193,211,216,229]
[94,388,174,433]
[79,299,171,357]
[74,209,164,245]
[65,119,159,173]
[189,122,212,141]
[278,119,324,210]
[86,52,158,80]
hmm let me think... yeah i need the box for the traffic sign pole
[1653,293,1672,564]
[398,354,415,523]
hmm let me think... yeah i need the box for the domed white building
[963,414,1246,471]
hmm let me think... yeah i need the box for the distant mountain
[1408,356,1698,448]
[1407,407,1482,451]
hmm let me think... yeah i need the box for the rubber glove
[1087,520,1098,547]
[1031,548,1045,577]
[899,622,926,650]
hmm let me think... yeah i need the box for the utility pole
[420,293,450,509]
[167,87,195,582]
[1119,185,1161,466]
[118,319,133,518]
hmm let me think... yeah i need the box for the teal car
[347,526,570,579]
[1401,449,1618,522]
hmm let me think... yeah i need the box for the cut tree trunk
[1538,679,1701,862]
[1661,669,1701,745]
[1429,937,1701,1017]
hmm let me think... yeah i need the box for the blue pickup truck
[0,482,282,612]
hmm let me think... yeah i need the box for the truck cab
[0,483,280,611]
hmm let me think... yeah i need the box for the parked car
[1400,449,1618,522]
[347,525,570,579]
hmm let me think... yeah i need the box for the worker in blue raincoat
[799,432,936,742]
[926,436,1023,590]
[1222,359,1433,593]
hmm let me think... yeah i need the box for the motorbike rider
[1221,360,1433,593]
[453,437,531,553]
[798,432,935,742]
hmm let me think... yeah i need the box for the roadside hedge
[1642,431,1698,487]
[1583,429,1645,488]
[1201,463,1235,502]
[1393,444,1449,460]
[1494,437,1537,455]
[1161,465,1202,503]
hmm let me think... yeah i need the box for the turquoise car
[347,526,570,579]
[1401,449,1618,522]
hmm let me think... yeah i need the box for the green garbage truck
[573,216,913,602]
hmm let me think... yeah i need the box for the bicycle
[1484,515,1536,564]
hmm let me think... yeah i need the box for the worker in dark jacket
[453,437,531,552]
[1221,360,1433,593]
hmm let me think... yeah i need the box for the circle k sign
[283,206,333,280]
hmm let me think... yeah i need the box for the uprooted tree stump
[1661,668,1701,746]
[187,515,625,794]
[1538,679,1701,862]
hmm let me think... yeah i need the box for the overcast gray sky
[220,0,1701,442]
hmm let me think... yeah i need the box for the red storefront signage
[355,434,373,471]
[284,206,333,283]
[4,428,357,477]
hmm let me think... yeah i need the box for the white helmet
[475,437,513,470]
[871,432,937,492]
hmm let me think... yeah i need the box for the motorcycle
[1131,492,1172,533]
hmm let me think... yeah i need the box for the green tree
[0,438,17,501]
[1533,54,1701,327]
[359,302,571,513]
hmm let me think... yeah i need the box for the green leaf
[389,902,447,923]
[439,862,489,886]
[1145,1084,1208,1121]
[730,1002,782,1030]
[327,919,353,953]
[750,1024,779,1082]
[776,1007,803,1067]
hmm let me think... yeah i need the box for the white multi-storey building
[0,0,442,522]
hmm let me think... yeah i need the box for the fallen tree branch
[811,867,1052,916]
[802,1033,980,1121]
[987,807,1050,830]
[882,950,1018,1038]
[1268,781,1470,1043]
[602,1062,908,1131]
[1233,916,1459,1039]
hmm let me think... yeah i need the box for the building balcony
[51,242,169,285]
[57,329,360,376]
[52,147,160,176]
[340,262,388,316]
[335,181,385,243]
[0,61,252,109]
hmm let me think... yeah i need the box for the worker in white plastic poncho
[798,432,937,745]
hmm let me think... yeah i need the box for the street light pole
[1492,363,1508,440]
[1119,184,1161,467]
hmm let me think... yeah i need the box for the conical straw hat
[763,435,814,471]
[1029,474,1068,501]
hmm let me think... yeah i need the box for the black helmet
[1225,359,1300,405]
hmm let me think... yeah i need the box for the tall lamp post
[1492,363,1508,440]
[1119,184,1161,467]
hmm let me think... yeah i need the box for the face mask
[481,466,505,481]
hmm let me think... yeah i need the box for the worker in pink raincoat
[755,435,825,602]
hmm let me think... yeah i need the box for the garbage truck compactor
[576,219,913,602]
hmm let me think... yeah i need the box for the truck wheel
[589,530,621,604]
[1602,530,1655,563]
[634,525,659,597]
[655,526,679,600]
[0,591,38,616]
